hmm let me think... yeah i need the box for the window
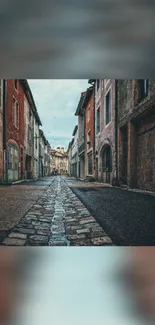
[28,126,32,143]
[88,106,90,121]
[88,152,93,175]
[96,107,100,134]
[12,97,19,127]
[29,109,32,122]
[35,133,38,149]
[105,89,111,125]
[87,131,91,150]
[14,80,18,90]
[8,145,13,169]
[139,79,149,100]
[102,146,112,172]
[14,148,18,170]
[8,144,19,171]
[97,79,100,90]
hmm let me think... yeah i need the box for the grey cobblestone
[2,177,112,246]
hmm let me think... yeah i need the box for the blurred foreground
[0,247,155,325]
[0,0,154,77]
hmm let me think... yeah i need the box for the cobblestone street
[1,176,112,246]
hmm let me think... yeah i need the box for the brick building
[84,86,95,178]
[23,80,42,180]
[92,79,116,184]
[5,80,25,182]
[118,79,155,191]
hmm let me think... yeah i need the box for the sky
[28,79,89,150]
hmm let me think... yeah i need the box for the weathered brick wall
[6,80,25,178]
[95,79,116,183]
[78,115,84,148]
[118,79,155,191]
[117,79,133,123]
[6,80,25,146]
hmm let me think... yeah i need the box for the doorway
[102,145,112,183]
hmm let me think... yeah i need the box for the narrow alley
[0,176,112,246]
[1,175,155,246]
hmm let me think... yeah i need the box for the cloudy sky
[28,80,89,150]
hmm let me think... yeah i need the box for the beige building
[50,147,68,175]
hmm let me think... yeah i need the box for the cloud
[28,79,88,149]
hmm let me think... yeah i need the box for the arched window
[102,146,112,172]
[8,143,19,171]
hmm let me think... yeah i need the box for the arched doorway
[102,145,112,183]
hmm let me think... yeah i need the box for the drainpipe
[3,79,7,183]
[114,79,118,185]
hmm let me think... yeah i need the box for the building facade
[33,116,40,179]
[50,147,68,175]
[84,86,95,178]
[71,125,78,177]
[23,80,42,180]
[6,79,25,182]
[24,94,34,179]
[94,79,116,184]
[75,91,86,179]
[118,79,155,191]
[67,140,73,176]
[44,142,51,176]
[39,129,46,177]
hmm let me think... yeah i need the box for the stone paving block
[79,218,95,224]
[35,225,51,230]
[14,228,35,235]
[24,216,38,221]
[29,235,48,245]
[49,241,68,246]
[91,226,103,232]
[38,218,52,223]
[8,232,27,239]
[3,238,26,246]
[52,230,65,235]
[16,223,34,229]
[91,237,112,245]
[76,228,90,234]
[67,234,85,240]
[80,211,91,216]
[37,230,51,236]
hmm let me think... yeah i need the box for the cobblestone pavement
[2,176,112,246]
